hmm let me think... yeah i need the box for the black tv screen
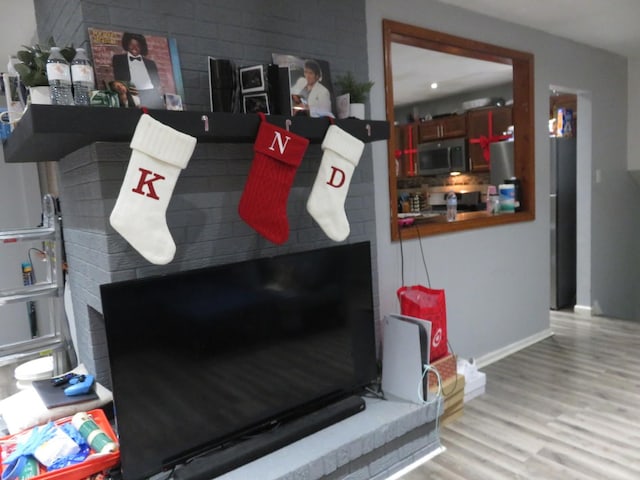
[100,241,378,480]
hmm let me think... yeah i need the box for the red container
[0,409,120,480]
[397,285,449,362]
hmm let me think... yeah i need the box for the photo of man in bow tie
[112,32,164,109]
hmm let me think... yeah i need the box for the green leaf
[17,50,34,64]
[335,72,374,103]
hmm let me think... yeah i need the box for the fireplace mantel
[2,105,389,164]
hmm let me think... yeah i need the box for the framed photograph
[272,53,335,118]
[164,93,183,111]
[243,93,270,114]
[88,28,182,110]
[239,65,266,94]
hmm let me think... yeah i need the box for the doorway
[549,89,577,310]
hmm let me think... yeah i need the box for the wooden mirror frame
[383,19,535,240]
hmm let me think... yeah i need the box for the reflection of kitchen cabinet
[395,124,418,178]
[467,106,512,172]
[418,115,466,142]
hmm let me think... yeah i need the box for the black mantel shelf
[2,105,389,164]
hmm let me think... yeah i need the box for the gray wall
[367,0,640,362]
[0,0,44,347]
[32,0,379,384]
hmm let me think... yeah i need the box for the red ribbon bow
[395,127,417,176]
[469,111,512,163]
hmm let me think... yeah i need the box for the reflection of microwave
[417,138,467,175]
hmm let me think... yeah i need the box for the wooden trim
[383,19,536,240]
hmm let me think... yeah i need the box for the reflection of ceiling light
[450,171,461,176]
[430,82,438,89]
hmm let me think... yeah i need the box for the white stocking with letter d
[306,124,364,242]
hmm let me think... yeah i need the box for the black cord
[414,225,431,288]
[398,223,405,287]
[439,346,460,398]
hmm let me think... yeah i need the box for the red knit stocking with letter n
[239,113,309,244]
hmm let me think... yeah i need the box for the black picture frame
[239,65,266,94]
[243,93,270,114]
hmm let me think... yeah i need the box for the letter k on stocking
[110,114,196,264]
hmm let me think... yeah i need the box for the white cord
[418,364,444,445]
[418,364,442,405]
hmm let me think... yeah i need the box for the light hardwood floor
[402,310,640,480]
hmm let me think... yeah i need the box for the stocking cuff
[254,119,309,167]
[130,114,197,169]
[322,125,364,167]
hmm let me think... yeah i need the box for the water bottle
[446,191,457,222]
[71,47,95,106]
[506,177,522,212]
[46,46,74,105]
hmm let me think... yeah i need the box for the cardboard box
[464,370,486,403]
[430,373,465,426]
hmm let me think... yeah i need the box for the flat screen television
[100,241,378,480]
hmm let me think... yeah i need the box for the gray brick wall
[34,0,369,112]
[58,139,378,386]
[35,0,379,384]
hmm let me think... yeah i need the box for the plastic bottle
[446,191,457,222]
[499,183,515,213]
[71,412,119,453]
[506,177,522,212]
[71,48,95,106]
[46,47,74,105]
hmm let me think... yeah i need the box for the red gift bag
[397,285,449,362]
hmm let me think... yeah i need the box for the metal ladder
[0,194,75,375]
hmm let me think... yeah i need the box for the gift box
[426,353,457,390]
[0,409,119,480]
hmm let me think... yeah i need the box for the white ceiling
[391,44,513,107]
[435,0,640,59]
[392,0,640,108]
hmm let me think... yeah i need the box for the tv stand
[172,395,365,480]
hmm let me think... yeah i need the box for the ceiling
[392,0,640,108]
[435,0,640,59]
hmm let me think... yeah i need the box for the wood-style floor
[402,310,640,480]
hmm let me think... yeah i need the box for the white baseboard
[474,328,554,369]
[383,445,447,480]
[573,305,592,316]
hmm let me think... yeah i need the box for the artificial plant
[13,37,75,87]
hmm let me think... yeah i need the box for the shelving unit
[0,194,72,374]
[2,105,389,164]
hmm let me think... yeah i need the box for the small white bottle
[71,47,95,106]
[46,47,74,105]
[446,191,457,222]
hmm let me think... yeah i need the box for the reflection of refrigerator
[489,141,515,187]
[550,137,577,310]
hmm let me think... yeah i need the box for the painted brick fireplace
[56,140,378,387]
[33,0,379,386]
[29,2,444,477]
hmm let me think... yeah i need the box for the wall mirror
[383,19,535,240]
